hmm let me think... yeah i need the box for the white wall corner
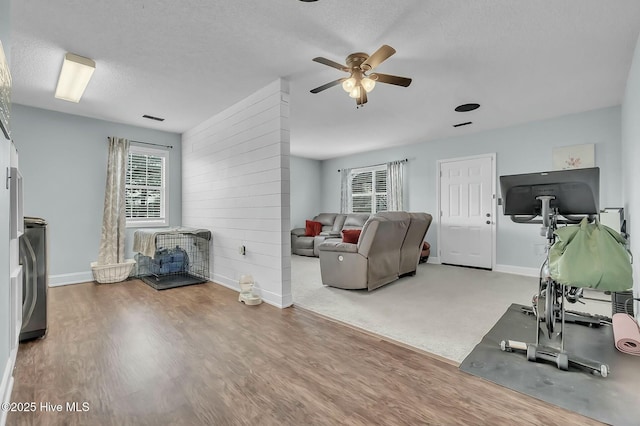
[427,256,440,265]
[279,77,290,95]
[260,287,293,309]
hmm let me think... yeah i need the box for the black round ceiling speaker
[455,103,480,112]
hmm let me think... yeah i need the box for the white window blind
[126,146,167,226]
[351,165,387,214]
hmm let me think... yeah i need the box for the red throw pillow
[342,229,362,244]
[305,220,323,237]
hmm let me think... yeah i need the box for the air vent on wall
[142,114,165,122]
[453,122,472,128]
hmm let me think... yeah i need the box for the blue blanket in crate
[151,246,189,275]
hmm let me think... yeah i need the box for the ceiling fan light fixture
[310,44,409,106]
[361,77,376,92]
[349,86,362,99]
[342,77,356,92]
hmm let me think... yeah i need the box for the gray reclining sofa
[318,212,433,291]
[291,213,370,257]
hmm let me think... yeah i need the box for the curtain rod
[338,158,408,173]
[108,137,173,149]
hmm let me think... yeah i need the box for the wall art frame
[552,143,594,170]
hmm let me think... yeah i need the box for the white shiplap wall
[182,79,291,307]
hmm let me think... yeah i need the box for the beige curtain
[387,160,404,211]
[340,168,352,213]
[98,137,130,265]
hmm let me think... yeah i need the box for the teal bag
[549,218,632,291]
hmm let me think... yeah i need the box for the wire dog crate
[133,228,211,290]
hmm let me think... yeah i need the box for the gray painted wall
[622,32,640,318]
[290,155,322,229]
[320,106,622,269]
[11,104,182,282]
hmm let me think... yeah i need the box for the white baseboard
[49,271,94,287]
[49,269,292,307]
[427,258,536,277]
[212,273,291,308]
[494,264,539,277]
[429,256,537,277]
[1,350,16,426]
[261,288,293,309]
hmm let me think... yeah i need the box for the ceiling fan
[310,45,412,107]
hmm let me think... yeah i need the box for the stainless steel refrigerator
[19,217,48,341]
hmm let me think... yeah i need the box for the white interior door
[439,156,494,269]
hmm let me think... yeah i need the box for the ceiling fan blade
[371,73,412,87]
[310,78,346,94]
[312,57,349,71]
[361,45,396,71]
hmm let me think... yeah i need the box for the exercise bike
[498,169,609,377]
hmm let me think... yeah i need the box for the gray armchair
[319,212,432,291]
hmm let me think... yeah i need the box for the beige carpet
[291,256,612,364]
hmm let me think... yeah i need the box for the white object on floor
[239,274,262,305]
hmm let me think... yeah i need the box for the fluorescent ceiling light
[54,53,95,103]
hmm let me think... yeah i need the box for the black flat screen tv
[500,167,599,216]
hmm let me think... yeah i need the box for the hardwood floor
[8,280,602,425]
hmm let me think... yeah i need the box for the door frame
[436,153,497,270]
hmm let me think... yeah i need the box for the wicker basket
[91,259,136,284]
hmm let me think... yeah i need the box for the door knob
[486,213,491,217]
[486,220,491,225]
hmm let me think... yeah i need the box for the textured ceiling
[10,0,640,159]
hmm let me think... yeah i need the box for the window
[126,146,168,227]
[351,165,387,213]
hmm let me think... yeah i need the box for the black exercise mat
[460,303,640,426]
